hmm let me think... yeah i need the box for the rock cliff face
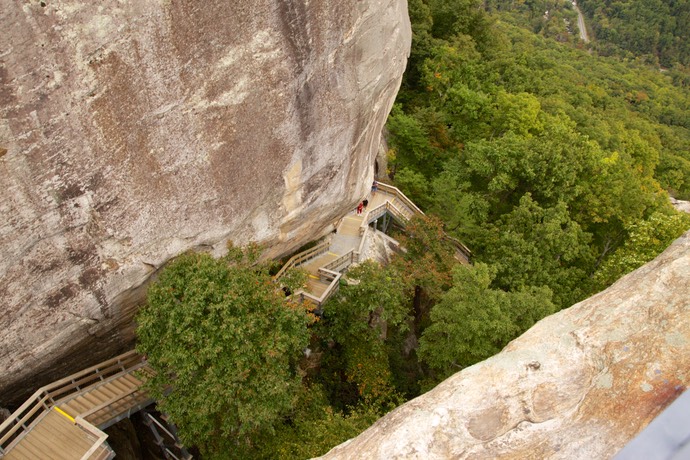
[0,0,410,404]
[318,231,690,459]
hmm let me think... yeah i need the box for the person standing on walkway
[362,199,368,210]
[357,202,364,215]
[371,180,378,194]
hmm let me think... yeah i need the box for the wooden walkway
[275,182,470,306]
[0,351,152,460]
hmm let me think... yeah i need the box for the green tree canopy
[482,194,592,307]
[593,211,690,289]
[418,263,555,382]
[136,247,312,456]
[390,215,463,316]
[318,261,409,408]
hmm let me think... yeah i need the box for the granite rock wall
[0,0,410,404]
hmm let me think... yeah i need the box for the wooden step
[122,373,143,386]
[93,384,118,400]
[107,382,132,399]
[108,378,130,393]
[301,253,338,275]
[5,364,151,460]
[62,396,89,416]
[89,411,112,427]
[82,391,107,408]
[99,383,127,402]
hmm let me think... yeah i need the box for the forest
[135,1,690,458]
[578,0,690,70]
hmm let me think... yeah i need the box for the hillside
[389,0,690,313]
[579,0,690,69]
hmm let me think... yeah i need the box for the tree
[392,215,460,304]
[592,211,690,289]
[418,263,555,382]
[136,247,312,456]
[492,90,543,137]
[316,261,409,411]
[392,167,431,209]
[387,105,447,178]
[482,193,593,308]
[228,384,380,460]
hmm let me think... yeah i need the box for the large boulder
[0,0,410,405]
[318,231,690,459]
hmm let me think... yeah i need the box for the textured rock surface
[0,0,410,404]
[671,197,690,213]
[318,231,690,460]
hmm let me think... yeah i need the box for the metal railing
[362,203,389,230]
[273,181,472,305]
[0,350,144,456]
[360,200,411,235]
[357,225,371,257]
[443,234,472,261]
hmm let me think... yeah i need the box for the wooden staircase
[272,182,471,308]
[0,351,154,460]
[3,409,113,460]
[57,368,153,429]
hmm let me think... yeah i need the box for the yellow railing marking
[54,406,75,423]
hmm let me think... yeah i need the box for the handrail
[360,200,410,236]
[74,415,110,460]
[322,250,357,273]
[443,234,472,260]
[273,238,331,282]
[48,354,142,402]
[76,387,139,421]
[0,392,53,447]
[376,182,424,216]
[365,183,471,261]
[318,267,340,281]
[361,203,388,230]
[357,226,370,256]
[293,269,343,307]
[384,201,410,222]
[54,360,150,405]
[292,268,342,308]
[314,268,342,306]
[0,350,144,453]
